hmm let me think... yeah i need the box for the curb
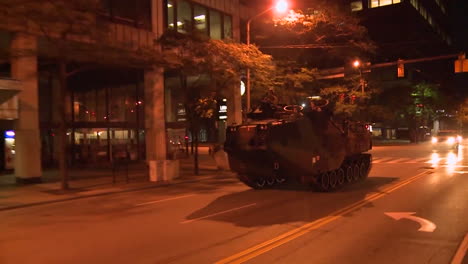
[0,173,235,212]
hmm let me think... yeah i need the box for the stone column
[145,67,181,181]
[10,33,42,183]
[144,67,166,161]
[226,82,242,126]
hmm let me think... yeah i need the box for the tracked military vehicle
[224,97,372,192]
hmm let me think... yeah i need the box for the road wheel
[319,172,331,191]
[255,177,266,189]
[345,166,353,183]
[353,163,360,181]
[266,175,276,186]
[329,170,338,190]
[337,168,345,186]
[275,174,286,184]
[359,161,368,179]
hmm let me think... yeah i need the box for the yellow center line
[215,170,433,264]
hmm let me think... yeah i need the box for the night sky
[450,0,468,51]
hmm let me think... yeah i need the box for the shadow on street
[183,176,397,228]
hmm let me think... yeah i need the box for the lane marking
[135,194,196,206]
[373,157,395,163]
[388,158,409,164]
[181,203,257,224]
[451,233,468,264]
[384,212,436,232]
[215,170,432,264]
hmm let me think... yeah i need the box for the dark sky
[450,0,468,51]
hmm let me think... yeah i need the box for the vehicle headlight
[447,137,455,144]
[431,137,438,143]
[457,135,462,142]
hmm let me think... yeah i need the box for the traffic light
[397,59,405,78]
[455,52,468,73]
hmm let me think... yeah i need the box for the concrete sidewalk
[373,139,413,146]
[0,154,232,211]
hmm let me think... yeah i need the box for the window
[427,14,433,26]
[435,0,446,14]
[167,0,175,29]
[164,1,233,40]
[370,0,401,8]
[351,1,363,11]
[177,0,192,33]
[210,10,222,39]
[194,5,208,34]
[101,0,151,29]
[224,15,232,39]
[419,5,427,19]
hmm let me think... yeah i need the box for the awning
[0,78,21,104]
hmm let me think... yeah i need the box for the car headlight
[447,137,455,145]
[431,137,438,143]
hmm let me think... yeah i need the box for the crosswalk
[373,157,461,164]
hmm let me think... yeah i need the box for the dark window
[223,14,232,39]
[101,0,151,29]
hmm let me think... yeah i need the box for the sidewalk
[0,154,232,211]
[373,139,412,146]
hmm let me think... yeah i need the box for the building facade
[0,0,244,182]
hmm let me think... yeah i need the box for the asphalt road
[1,142,467,264]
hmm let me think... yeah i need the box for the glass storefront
[164,71,219,144]
[39,68,145,167]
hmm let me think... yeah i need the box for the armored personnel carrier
[224,97,372,192]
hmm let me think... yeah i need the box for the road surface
[1,142,467,264]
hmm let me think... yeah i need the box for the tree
[247,1,375,111]
[1,0,158,189]
[158,30,274,174]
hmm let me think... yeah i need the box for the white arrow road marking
[385,212,437,232]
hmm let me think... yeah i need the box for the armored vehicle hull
[224,111,372,192]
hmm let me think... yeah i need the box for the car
[431,130,462,150]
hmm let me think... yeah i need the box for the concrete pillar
[145,67,182,181]
[226,82,242,126]
[10,33,42,183]
[144,67,167,161]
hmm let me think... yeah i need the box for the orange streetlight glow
[245,0,290,112]
[275,0,289,13]
[353,60,361,68]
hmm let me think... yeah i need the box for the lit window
[177,0,191,33]
[351,1,363,11]
[410,0,419,10]
[380,0,392,6]
[194,5,208,34]
[370,0,401,8]
[419,5,427,19]
[167,0,174,29]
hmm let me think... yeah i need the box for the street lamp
[353,59,364,94]
[246,0,289,113]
